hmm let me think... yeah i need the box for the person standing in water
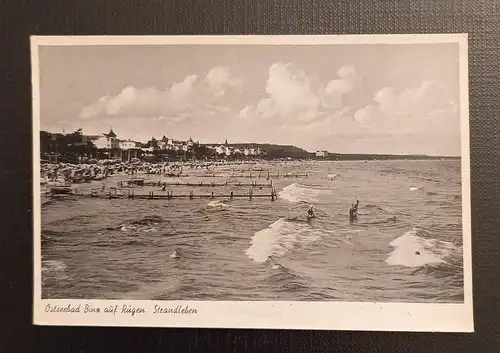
[349,200,359,217]
[307,205,316,219]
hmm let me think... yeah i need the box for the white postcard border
[31,33,473,332]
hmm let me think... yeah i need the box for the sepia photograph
[32,34,472,331]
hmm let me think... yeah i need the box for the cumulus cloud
[265,63,319,117]
[241,63,357,125]
[353,81,458,134]
[79,67,242,121]
[205,67,242,97]
[320,65,357,110]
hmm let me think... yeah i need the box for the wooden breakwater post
[270,187,276,201]
[249,188,253,201]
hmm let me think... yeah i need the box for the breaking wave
[42,259,67,272]
[385,229,454,267]
[278,183,329,203]
[120,215,163,233]
[245,218,328,263]
[42,259,70,284]
[207,200,229,209]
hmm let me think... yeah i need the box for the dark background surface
[1,0,499,352]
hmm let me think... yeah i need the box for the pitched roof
[104,129,117,138]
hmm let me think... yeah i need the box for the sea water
[41,160,464,302]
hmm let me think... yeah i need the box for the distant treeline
[309,153,460,161]
[208,142,459,161]
[223,143,311,159]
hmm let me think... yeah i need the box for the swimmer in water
[307,205,316,219]
[349,200,359,217]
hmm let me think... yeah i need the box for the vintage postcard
[31,34,472,331]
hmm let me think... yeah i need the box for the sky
[38,42,462,156]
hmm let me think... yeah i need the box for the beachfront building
[170,140,182,151]
[92,129,122,159]
[70,128,92,147]
[93,129,120,150]
[140,135,199,161]
[145,135,198,152]
[316,150,329,158]
[214,145,232,157]
[215,144,226,155]
[118,138,142,162]
[209,140,267,158]
[119,139,140,150]
[242,145,264,156]
[222,139,232,156]
[89,129,142,161]
[158,135,170,150]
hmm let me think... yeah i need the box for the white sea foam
[268,257,282,270]
[120,224,159,232]
[42,260,67,272]
[207,200,229,208]
[278,183,327,203]
[385,229,452,267]
[245,218,322,263]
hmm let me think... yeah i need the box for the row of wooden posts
[227,172,308,178]
[142,188,278,201]
[119,180,273,188]
[77,187,279,201]
[154,172,308,179]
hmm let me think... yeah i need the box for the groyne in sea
[121,179,273,188]
[48,187,279,201]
